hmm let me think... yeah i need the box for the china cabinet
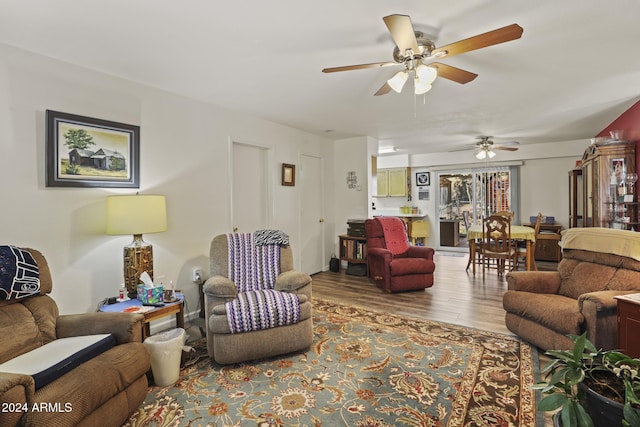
[568,168,582,227]
[581,140,637,231]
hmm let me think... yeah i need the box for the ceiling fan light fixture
[387,70,408,93]
[414,78,432,95]
[415,63,437,85]
[475,149,496,160]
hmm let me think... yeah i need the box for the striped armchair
[202,232,313,364]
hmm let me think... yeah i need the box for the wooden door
[300,154,324,274]
[231,141,270,233]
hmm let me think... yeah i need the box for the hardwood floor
[313,251,557,336]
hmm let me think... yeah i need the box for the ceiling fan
[451,136,520,159]
[322,14,523,96]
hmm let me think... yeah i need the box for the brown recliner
[203,233,313,364]
[365,217,436,293]
[503,228,640,351]
[0,247,150,427]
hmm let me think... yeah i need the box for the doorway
[300,154,324,275]
[437,166,516,251]
[230,141,271,233]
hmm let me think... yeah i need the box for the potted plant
[533,333,640,427]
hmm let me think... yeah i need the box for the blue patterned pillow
[0,246,40,300]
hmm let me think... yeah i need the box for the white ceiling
[1,0,639,155]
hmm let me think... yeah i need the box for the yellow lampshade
[106,194,167,299]
[106,195,167,236]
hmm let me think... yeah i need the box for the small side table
[615,293,640,358]
[99,295,185,339]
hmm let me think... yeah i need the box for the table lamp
[106,194,167,298]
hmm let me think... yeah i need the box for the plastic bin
[143,328,186,386]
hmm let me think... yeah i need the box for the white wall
[331,136,372,255]
[0,43,333,317]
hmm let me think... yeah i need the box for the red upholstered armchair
[364,217,436,293]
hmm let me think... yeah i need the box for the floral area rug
[125,298,538,426]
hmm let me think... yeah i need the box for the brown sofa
[203,233,313,364]
[503,228,640,351]
[0,247,150,427]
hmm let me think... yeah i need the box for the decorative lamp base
[123,234,154,299]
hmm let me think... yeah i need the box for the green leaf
[538,393,568,411]
[546,350,576,363]
[626,381,640,405]
[572,333,587,362]
[574,401,594,427]
[561,403,578,427]
[565,367,586,386]
[623,402,640,427]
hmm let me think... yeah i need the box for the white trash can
[143,328,186,386]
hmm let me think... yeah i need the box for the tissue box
[137,284,164,304]
[530,215,555,224]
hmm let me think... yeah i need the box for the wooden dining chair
[481,214,518,278]
[494,210,515,221]
[463,211,483,272]
[515,212,542,270]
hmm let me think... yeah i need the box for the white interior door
[231,141,269,232]
[300,154,324,274]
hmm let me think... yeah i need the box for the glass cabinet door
[583,161,593,227]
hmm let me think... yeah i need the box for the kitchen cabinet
[581,141,637,230]
[376,170,389,197]
[376,167,408,197]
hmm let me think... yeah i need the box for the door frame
[227,136,274,232]
[434,165,520,252]
[298,153,325,274]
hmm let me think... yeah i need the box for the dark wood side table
[439,220,460,247]
[99,295,185,340]
[615,293,640,358]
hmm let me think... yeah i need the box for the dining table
[466,224,537,274]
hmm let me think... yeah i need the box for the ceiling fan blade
[322,61,398,73]
[429,63,477,84]
[496,140,520,146]
[383,14,420,54]
[374,82,392,96]
[494,146,519,151]
[431,23,523,59]
[448,145,478,152]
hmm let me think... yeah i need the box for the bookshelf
[338,234,367,270]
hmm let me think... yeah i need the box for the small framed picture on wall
[282,163,295,186]
[416,172,430,187]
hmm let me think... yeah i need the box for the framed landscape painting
[46,110,140,188]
